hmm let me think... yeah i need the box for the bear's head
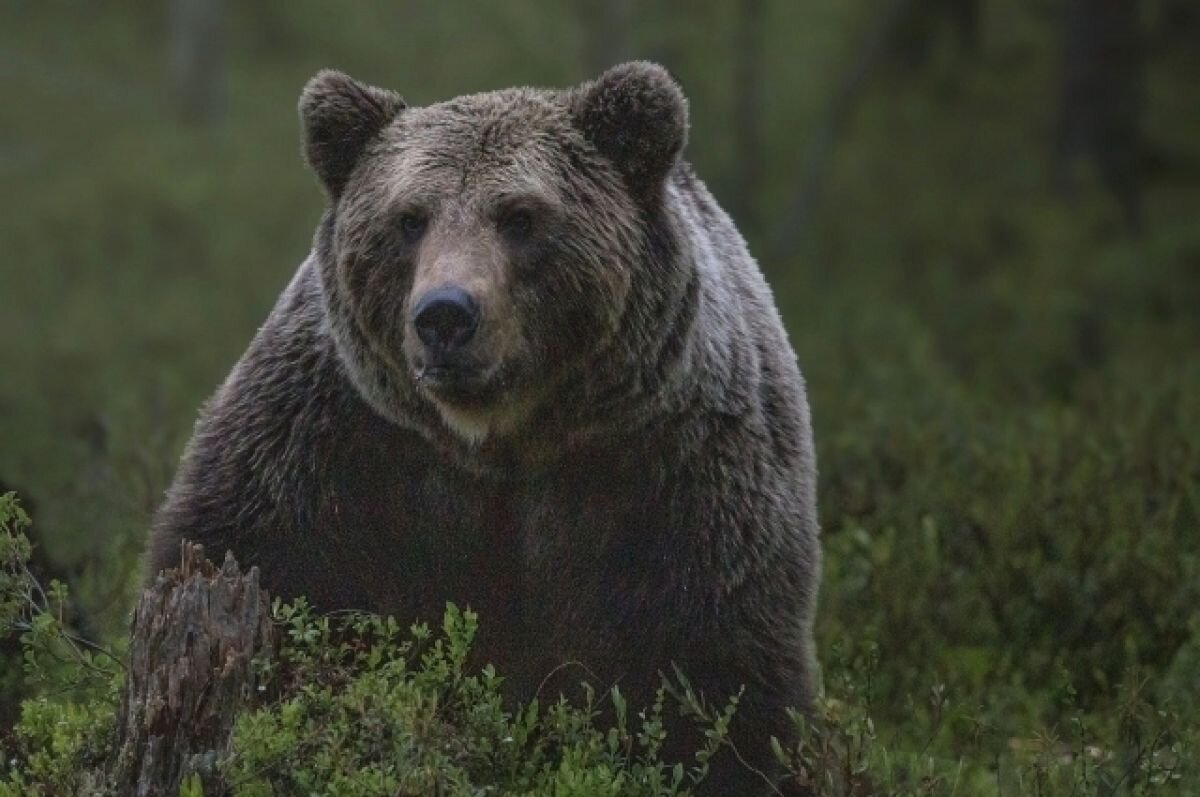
[301,63,691,453]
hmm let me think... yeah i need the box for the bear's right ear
[299,70,406,199]
[572,61,688,201]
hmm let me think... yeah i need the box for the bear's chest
[319,420,681,697]
[321,428,517,615]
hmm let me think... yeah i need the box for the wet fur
[149,63,820,796]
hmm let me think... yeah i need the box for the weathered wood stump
[108,543,275,796]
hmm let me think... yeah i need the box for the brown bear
[148,62,820,795]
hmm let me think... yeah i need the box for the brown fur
[148,62,820,795]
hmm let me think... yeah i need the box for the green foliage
[0,697,114,797]
[773,644,1195,795]
[0,494,117,797]
[225,601,722,796]
[0,493,123,699]
[0,495,33,632]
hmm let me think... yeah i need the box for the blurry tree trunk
[1053,0,1146,232]
[108,544,274,795]
[891,0,982,67]
[771,0,912,256]
[578,0,632,75]
[169,0,225,126]
[948,0,981,55]
[1155,0,1199,45]
[731,0,766,231]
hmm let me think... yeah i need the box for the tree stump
[108,543,275,796]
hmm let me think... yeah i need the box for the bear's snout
[412,287,480,356]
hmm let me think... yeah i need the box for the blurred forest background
[1,0,1198,789]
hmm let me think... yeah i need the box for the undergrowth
[0,492,1195,796]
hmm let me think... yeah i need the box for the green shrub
[0,493,118,796]
[223,601,729,796]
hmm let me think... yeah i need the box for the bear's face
[300,64,688,446]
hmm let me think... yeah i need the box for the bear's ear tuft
[299,70,406,199]
[572,61,688,199]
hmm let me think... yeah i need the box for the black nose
[412,287,480,353]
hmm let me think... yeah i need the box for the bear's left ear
[299,70,406,199]
[572,61,688,200]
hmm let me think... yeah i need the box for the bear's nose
[412,287,480,353]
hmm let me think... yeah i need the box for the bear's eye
[499,208,534,242]
[397,213,428,243]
